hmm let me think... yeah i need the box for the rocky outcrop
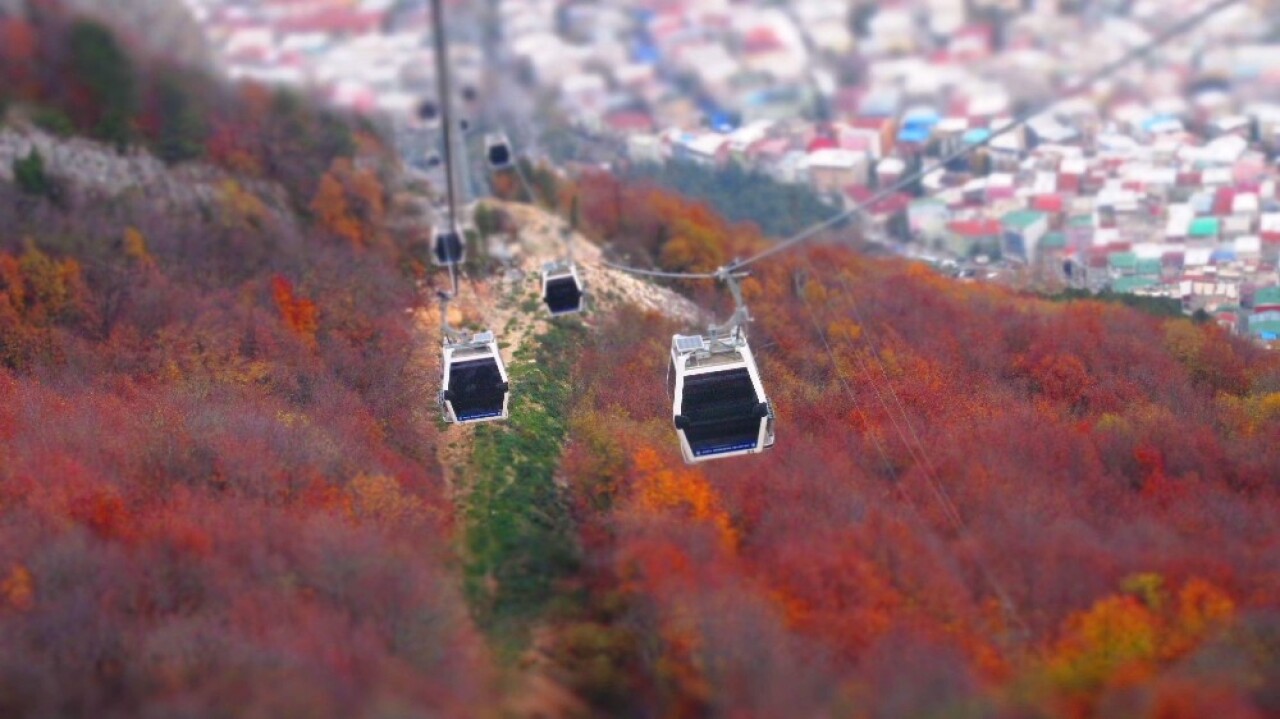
[0,125,289,218]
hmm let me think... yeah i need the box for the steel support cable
[729,0,1243,272]
[429,0,463,233]
[835,272,956,506]
[800,256,959,525]
[831,270,966,530]
[799,256,1030,640]
[796,264,903,493]
[598,260,719,280]
[798,257,952,514]
[601,0,1243,281]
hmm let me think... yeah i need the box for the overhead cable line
[794,264,900,484]
[429,0,463,235]
[730,0,1243,271]
[797,255,1031,642]
[598,260,720,280]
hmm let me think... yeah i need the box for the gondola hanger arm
[708,264,751,345]
[437,291,469,345]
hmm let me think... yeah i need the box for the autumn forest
[3,5,1280,718]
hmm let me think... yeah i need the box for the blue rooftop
[1141,114,1178,132]
[963,128,992,144]
[898,126,932,143]
[902,107,940,128]
[632,43,660,64]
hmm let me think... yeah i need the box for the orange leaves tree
[271,275,318,346]
[0,242,93,369]
[550,171,1280,716]
[1043,574,1236,714]
[0,32,487,712]
[310,158,386,249]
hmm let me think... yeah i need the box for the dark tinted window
[434,231,464,264]
[488,144,511,166]
[544,276,583,314]
[680,368,762,457]
[448,358,506,421]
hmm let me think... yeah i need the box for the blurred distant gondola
[484,133,514,170]
[432,221,466,265]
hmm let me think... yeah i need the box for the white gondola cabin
[440,330,509,424]
[431,221,466,265]
[484,133,514,170]
[541,261,585,315]
[668,333,775,463]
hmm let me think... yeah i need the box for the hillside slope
[4,13,1280,716]
[495,169,1280,718]
[0,90,501,716]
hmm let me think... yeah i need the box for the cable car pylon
[668,265,776,463]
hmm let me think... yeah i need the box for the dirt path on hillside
[499,202,702,323]
[420,199,699,493]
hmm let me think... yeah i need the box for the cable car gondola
[432,221,466,265]
[484,133,514,170]
[541,260,585,315]
[438,294,509,424]
[667,269,775,463]
[416,99,439,123]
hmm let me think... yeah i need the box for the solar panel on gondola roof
[675,335,705,353]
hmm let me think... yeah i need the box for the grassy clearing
[463,320,587,654]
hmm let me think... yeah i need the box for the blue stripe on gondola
[693,440,758,457]
[458,410,503,421]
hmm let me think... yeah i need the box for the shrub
[13,148,52,198]
[32,107,74,137]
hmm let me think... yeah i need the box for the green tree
[474,204,501,238]
[624,160,834,236]
[155,73,206,163]
[14,148,51,198]
[32,107,74,137]
[68,21,137,149]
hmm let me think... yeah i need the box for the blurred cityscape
[183,0,1280,344]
